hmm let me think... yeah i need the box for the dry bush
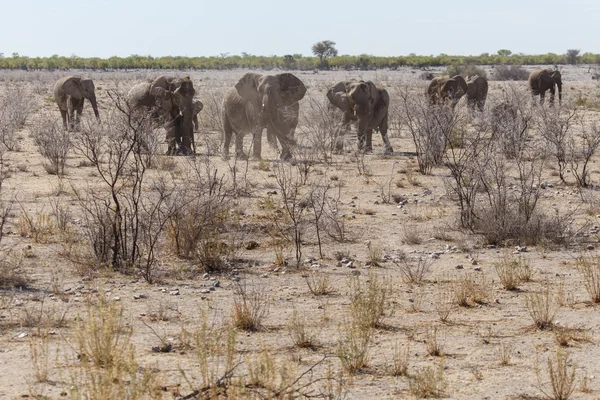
[349,273,391,329]
[536,349,577,400]
[497,343,513,366]
[492,65,530,81]
[288,308,318,349]
[576,254,600,302]
[305,271,333,295]
[445,63,487,79]
[231,280,269,332]
[435,285,455,323]
[299,96,345,163]
[409,361,448,398]
[425,327,445,357]
[396,256,434,284]
[453,272,489,306]
[196,88,225,134]
[554,325,592,347]
[336,320,372,375]
[390,342,410,377]
[30,115,72,175]
[0,83,34,151]
[29,335,51,384]
[0,251,27,289]
[402,226,423,245]
[495,258,523,290]
[525,281,560,330]
[397,86,457,174]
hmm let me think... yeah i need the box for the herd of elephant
[52,68,563,159]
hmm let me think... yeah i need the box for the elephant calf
[529,69,562,105]
[54,76,99,131]
[466,76,488,112]
[221,72,306,161]
[426,75,468,109]
[326,80,393,155]
[127,75,196,155]
[191,100,204,133]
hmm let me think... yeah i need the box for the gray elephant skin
[466,76,488,112]
[326,80,393,155]
[127,76,196,155]
[54,76,99,131]
[426,75,468,108]
[191,100,204,133]
[221,72,306,160]
[529,69,562,105]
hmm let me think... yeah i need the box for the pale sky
[2,0,598,58]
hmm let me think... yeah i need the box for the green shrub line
[0,51,598,71]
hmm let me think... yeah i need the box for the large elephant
[127,76,196,155]
[466,75,488,112]
[326,80,393,155]
[54,76,99,131]
[529,69,562,105]
[426,75,468,109]
[191,100,204,133]
[221,72,306,160]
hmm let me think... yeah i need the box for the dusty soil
[1,66,600,399]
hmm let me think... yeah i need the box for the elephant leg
[549,87,556,106]
[192,114,199,133]
[165,126,177,155]
[222,115,234,160]
[74,99,84,131]
[356,116,369,153]
[379,117,393,155]
[236,132,248,160]
[59,109,68,130]
[266,125,278,151]
[251,128,262,160]
[67,97,75,131]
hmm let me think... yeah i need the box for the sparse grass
[576,254,600,303]
[409,361,447,398]
[452,272,489,306]
[536,349,577,400]
[435,285,455,323]
[425,327,445,357]
[336,320,372,375]
[495,256,525,291]
[288,308,318,349]
[365,241,383,266]
[397,256,433,284]
[349,272,391,329]
[554,325,592,347]
[390,342,410,377]
[525,281,560,330]
[305,271,333,295]
[497,343,513,366]
[402,226,422,245]
[231,280,269,332]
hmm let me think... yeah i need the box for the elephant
[127,75,196,155]
[326,80,393,155]
[221,72,306,161]
[53,76,99,131]
[191,100,204,133]
[466,75,488,112]
[529,69,562,105]
[426,75,468,109]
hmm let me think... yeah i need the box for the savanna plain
[3,66,600,399]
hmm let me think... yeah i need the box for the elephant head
[54,76,100,131]
[440,75,468,107]
[235,72,306,131]
[192,100,204,132]
[529,69,562,105]
[149,76,196,155]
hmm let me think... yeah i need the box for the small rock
[133,294,145,300]
[203,273,210,280]
[351,270,361,276]
[471,259,478,265]
[456,264,464,269]
[212,279,221,288]
[344,261,354,269]
[474,266,482,271]
[113,296,121,301]
[152,343,172,353]
[200,289,211,294]
[13,299,23,306]
[170,289,180,296]
[305,257,316,263]
[261,273,269,278]
[16,332,27,339]
[587,245,595,250]
[245,241,260,250]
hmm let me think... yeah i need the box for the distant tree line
[0,50,597,71]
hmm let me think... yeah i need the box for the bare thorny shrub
[0,83,35,150]
[299,96,346,163]
[30,113,72,176]
[71,94,175,283]
[538,105,600,187]
[167,156,241,273]
[397,85,455,174]
[535,349,577,400]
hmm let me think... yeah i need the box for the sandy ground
[0,66,600,399]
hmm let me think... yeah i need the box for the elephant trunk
[557,81,562,103]
[89,93,99,119]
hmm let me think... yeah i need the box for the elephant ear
[150,87,173,112]
[277,73,306,106]
[62,77,83,98]
[235,73,262,102]
[193,100,204,114]
[451,75,468,97]
[326,81,351,113]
